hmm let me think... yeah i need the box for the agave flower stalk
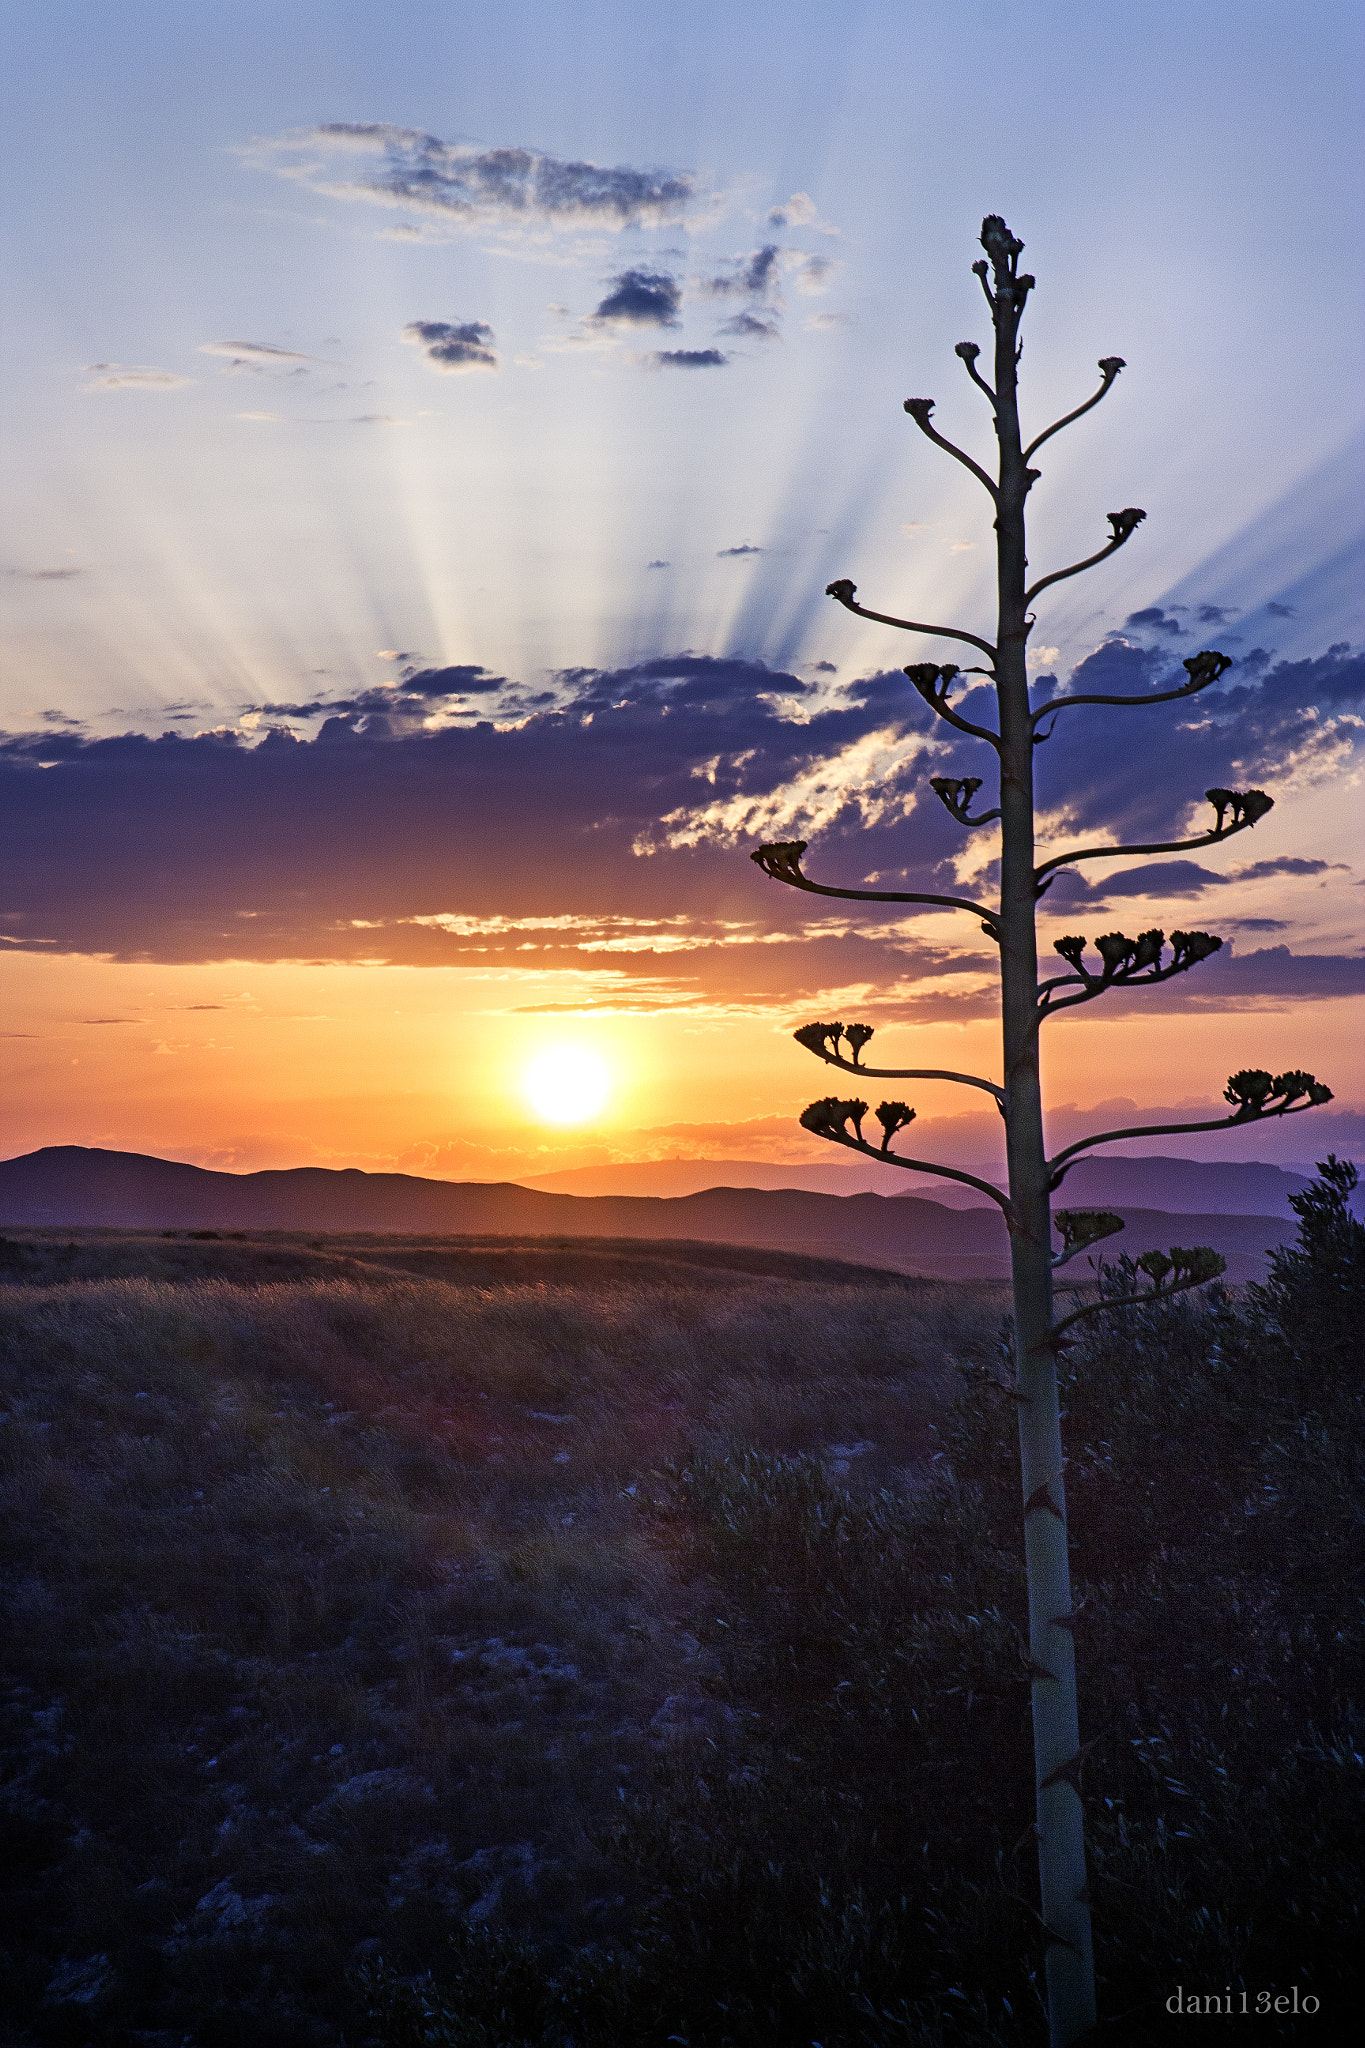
[748,217,1333,2045]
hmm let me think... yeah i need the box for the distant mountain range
[0,1146,1299,1282]
[521,1154,1317,1216]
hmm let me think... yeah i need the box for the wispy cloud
[245,124,704,239]
[200,340,325,374]
[790,253,839,294]
[698,245,782,302]
[717,311,781,342]
[82,364,192,391]
[402,319,498,373]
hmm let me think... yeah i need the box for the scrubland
[0,1189,1360,2046]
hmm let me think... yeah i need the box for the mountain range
[520,1154,1318,1215]
[0,1146,1303,1283]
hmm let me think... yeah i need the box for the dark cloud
[1240,857,1340,879]
[1124,606,1186,637]
[1195,603,1238,624]
[647,560,670,569]
[1045,852,1341,907]
[717,543,763,557]
[717,312,781,342]
[262,126,697,232]
[2,644,1357,1026]
[1266,602,1297,618]
[591,270,681,327]
[700,245,782,300]
[649,349,728,370]
[403,320,497,373]
[810,661,838,673]
[1025,640,1365,846]
[8,566,83,581]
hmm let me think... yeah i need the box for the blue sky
[2,0,1362,1175]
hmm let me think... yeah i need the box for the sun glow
[522,1046,611,1126]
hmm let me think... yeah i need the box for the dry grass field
[0,1195,1359,2047]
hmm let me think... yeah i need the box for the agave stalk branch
[1024,507,1146,606]
[802,1048,1005,1105]
[1034,808,1271,887]
[1030,649,1233,725]
[823,580,999,665]
[902,395,1001,499]
[1022,357,1127,461]
[1048,1090,1332,1188]
[801,1122,1013,1214]
[750,841,1000,933]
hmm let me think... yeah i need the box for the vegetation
[1,1170,1359,2043]
[0,1231,980,2046]
[750,216,1335,2041]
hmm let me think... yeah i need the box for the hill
[0,1146,1295,1281]
[524,1153,1315,1215]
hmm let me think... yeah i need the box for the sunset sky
[3,0,1362,1183]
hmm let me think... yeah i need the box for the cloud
[1048,852,1344,908]
[1266,601,1297,618]
[804,311,849,332]
[82,365,192,391]
[791,254,838,295]
[200,340,324,374]
[4,646,1358,1031]
[1124,606,1186,637]
[647,348,728,369]
[647,560,670,569]
[1238,856,1342,879]
[590,269,681,327]
[767,192,816,227]
[1194,602,1239,624]
[1020,640,1365,852]
[402,320,498,373]
[699,245,782,302]
[810,661,838,673]
[717,543,763,557]
[247,124,700,237]
[7,566,83,581]
[717,312,781,342]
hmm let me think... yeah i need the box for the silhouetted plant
[750,216,1335,2044]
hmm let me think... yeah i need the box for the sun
[522,1046,611,1126]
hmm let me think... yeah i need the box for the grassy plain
[0,1199,1359,2046]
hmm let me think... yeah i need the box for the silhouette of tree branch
[955,340,997,406]
[1029,649,1233,725]
[1034,788,1273,886]
[902,396,1000,499]
[1023,358,1126,461]
[797,1096,1013,1213]
[1048,1072,1333,1186]
[1024,507,1146,606]
[823,580,998,664]
[751,840,1000,932]
[791,1021,1005,1103]
[930,774,1002,829]
[1047,1251,1226,1343]
[1037,928,1224,1018]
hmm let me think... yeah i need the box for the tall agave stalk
[751,216,1333,2044]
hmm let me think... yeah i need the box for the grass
[1,1177,1360,2046]
[0,1233,991,2046]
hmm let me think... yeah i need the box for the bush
[362,1165,1363,2044]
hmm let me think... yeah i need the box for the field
[0,1196,1360,2045]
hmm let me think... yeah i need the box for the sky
[2,0,1362,1182]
